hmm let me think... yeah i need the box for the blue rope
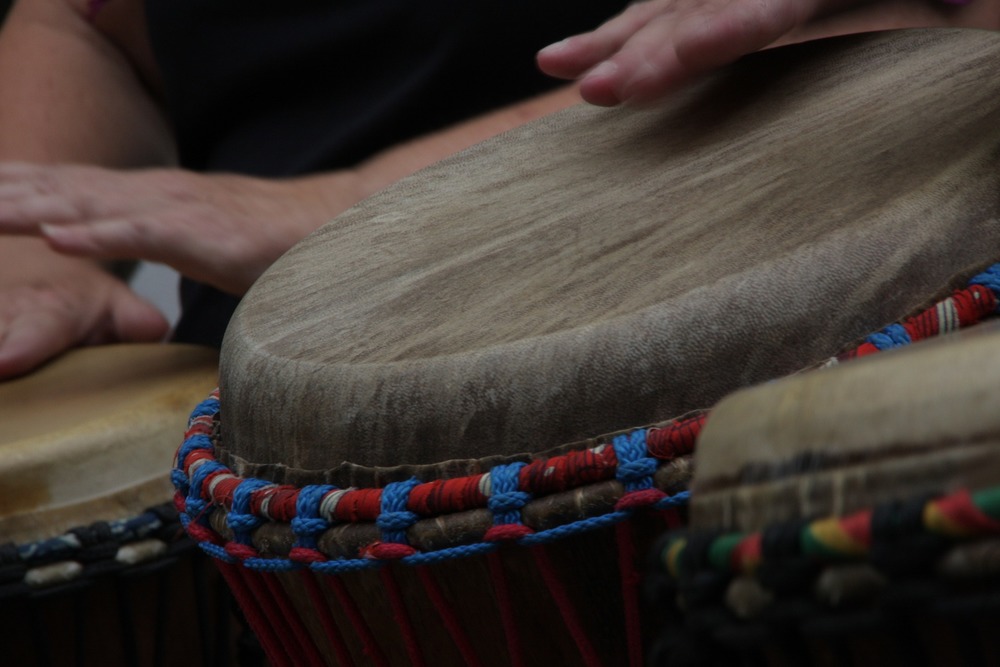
[487,462,530,525]
[197,541,236,564]
[401,541,498,566]
[174,392,692,574]
[244,557,300,572]
[179,513,235,564]
[170,468,190,494]
[520,511,631,546]
[310,558,383,575]
[187,396,220,423]
[653,491,691,510]
[228,479,272,543]
[186,459,227,518]
[866,322,912,351]
[377,479,421,544]
[205,491,693,572]
[970,263,1000,308]
[173,431,215,496]
[176,433,214,469]
[292,485,337,549]
[613,430,657,492]
[173,396,220,495]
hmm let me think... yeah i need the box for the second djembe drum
[0,344,234,666]
[174,28,1000,666]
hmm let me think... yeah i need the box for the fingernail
[539,39,570,56]
[39,223,66,240]
[624,60,657,87]
[586,61,619,81]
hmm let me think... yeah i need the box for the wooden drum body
[0,344,230,667]
[174,29,1000,666]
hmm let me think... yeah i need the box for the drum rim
[174,262,1000,574]
[174,393,696,571]
[658,485,1000,583]
[0,501,192,599]
[648,488,1000,665]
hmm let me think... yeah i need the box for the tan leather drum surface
[691,322,1000,533]
[0,344,218,544]
[221,29,1000,486]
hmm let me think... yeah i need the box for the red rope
[218,563,292,667]
[487,550,525,667]
[241,567,310,667]
[415,565,484,667]
[936,489,1000,532]
[323,574,389,667]
[531,545,602,667]
[379,566,426,667]
[615,521,644,667]
[408,475,488,515]
[646,414,704,460]
[261,572,327,667]
[299,569,356,667]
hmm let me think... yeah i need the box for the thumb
[94,284,171,345]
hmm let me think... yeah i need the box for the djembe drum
[648,324,1000,667]
[173,28,1000,666]
[0,344,236,667]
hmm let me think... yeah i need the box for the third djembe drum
[648,324,1000,667]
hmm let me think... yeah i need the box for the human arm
[0,0,180,377]
[0,0,582,377]
[0,85,582,297]
[537,0,1000,106]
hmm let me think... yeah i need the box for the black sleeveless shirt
[145,0,627,346]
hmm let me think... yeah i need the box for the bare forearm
[783,0,1000,47]
[0,76,582,300]
[0,0,174,165]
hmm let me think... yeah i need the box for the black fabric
[171,279,240,348]
[145,0,627,345]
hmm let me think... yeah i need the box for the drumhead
[692,321,1000,532]
[0,344,218,544]
[220,29,1000,486]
